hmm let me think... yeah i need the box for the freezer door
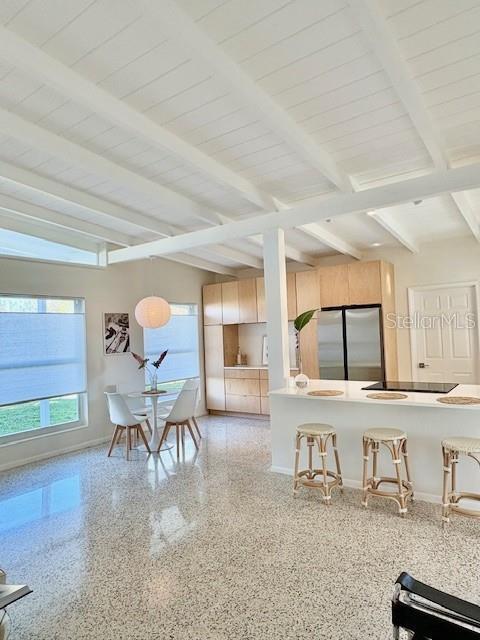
[345,307,383,381]
[317,310,345,380]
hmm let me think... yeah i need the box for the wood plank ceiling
[0,0,478,271]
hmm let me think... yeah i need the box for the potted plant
[132,350,168,392]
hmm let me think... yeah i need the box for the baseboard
[0,436,110,473]
[209,410,269,421]
[269,465,441,504]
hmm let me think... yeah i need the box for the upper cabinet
[221,281,240,325]
[203,283,222,325]
[287,272,297,320]
[238,278,258,324]
[295,270,320,313]
[318,264,349,308]
[347,261,381,305]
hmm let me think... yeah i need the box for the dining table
[128,389,177,452]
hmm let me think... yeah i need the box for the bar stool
[442,436,480,526]
[362,428,413,516]
[293,423,343,503]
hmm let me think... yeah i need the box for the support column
[262,228,290,391]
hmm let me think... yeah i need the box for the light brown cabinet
[287,272,297,320]
[203,283,222,325]
[238,278,257,323]
[347,261,382,305]
[224,368,261,414]
[295,270,320,379]
[318,264,349,308]
[256,277,266,322]
[204,325,225,410]
[221,281,240,324]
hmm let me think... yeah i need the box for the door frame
[407,281,480,382]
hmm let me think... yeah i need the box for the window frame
[0,293,88,443]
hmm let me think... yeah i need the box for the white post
[263,228,290,391]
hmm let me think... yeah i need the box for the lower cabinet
[224,368,262,414]
[225,394,261,413]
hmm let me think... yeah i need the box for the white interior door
[410,285,478,383]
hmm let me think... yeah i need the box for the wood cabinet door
[319,265,349,308]
[238,278,258,323]
[203,283,222,325]
[260,395,270,415]
[348,261,381,305]
[295,270,320,379]
[226,395,261,414]
[256,277,266,322]
[221,281,239,324]
[225,378,261,396]
[204,325,225,410]
[287,272,297,320]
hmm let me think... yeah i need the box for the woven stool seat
[364,427,406,441]
[296,423,335,437]
[442,437,480,454]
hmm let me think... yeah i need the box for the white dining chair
[105,392,151,460]
[182,378,202,439]
[156,387,199,456]
[104,385,152,435]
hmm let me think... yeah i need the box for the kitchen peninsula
[270,380,480,502]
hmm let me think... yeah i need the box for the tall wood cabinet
[295,270,320,379]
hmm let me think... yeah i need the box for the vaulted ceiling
[0,0,479,273]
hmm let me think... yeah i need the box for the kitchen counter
[225,366,299,371]
[270,379,480,502]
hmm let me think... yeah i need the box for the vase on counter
[294,329,309,388]
[149,371,158,392]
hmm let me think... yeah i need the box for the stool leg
[307,436,314,479]
[332,433,343,490]
[442,446,451,527]
[451,451,458,505]
[318,436,330,504]
[402,439,414,499]
[392,440,406,516]
[362,438,370,507]
[372,441,379,490]
[293,433,302,495]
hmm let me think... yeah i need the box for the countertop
[270,379,480,410]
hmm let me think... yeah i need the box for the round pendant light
[135,296,171,329]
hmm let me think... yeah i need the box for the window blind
[144,304,199,382]
[0,304,87,407]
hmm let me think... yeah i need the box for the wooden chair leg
[137,424,151,453]
[126,427,132,461]
[332,433,343,488]
[156,422,170,453]
[192,416,202,439]
[186,420,199,449]
[145,418,152,435]
[392,440,406,516]
[362,438,369,507]
[442,446,451,526]
[181,424,186,456]
[107,425,120,457]
[293,433,301,495]
[176,424,180,458]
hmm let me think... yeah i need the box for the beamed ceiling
[0,0,480,272]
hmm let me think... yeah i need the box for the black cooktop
[362,381,459,394]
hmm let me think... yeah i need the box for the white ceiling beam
[247,234,315,266]
[450,192,480,242]
[108,162,480,263]
[200,244,263,269]
[0,108,223,227]
[348,0,480,243]
[0,193,133,246]
[0,160,174,236]
[367,210,419,253]
[163,253,236,276]
[141,0,351,192]
[0,25,275,212]
[300,223,362,259]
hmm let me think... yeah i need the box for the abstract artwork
[104,313,130,355]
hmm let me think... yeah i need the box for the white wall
[0,256,214,470]
[318,237,480,380]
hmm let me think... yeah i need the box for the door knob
[418,362,430,368]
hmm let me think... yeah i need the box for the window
[0,295,86,439]
[0,228,98,265]
[144,303,199,392]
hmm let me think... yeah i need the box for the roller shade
[0,308,86,406]
[144,304,199,382]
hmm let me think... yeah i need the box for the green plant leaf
[294,309,317,332]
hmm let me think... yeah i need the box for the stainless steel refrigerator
[317,306,384,381]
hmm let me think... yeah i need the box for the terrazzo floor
[1,415,480,639]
